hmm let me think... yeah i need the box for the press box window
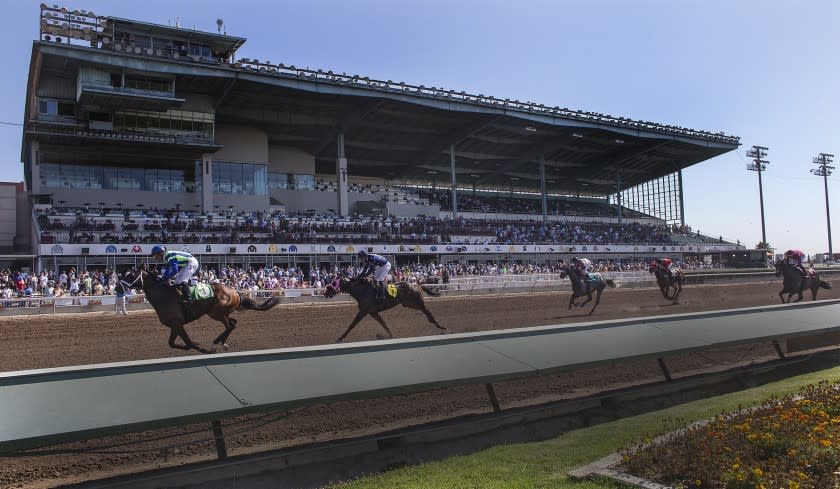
[38,99,75,117]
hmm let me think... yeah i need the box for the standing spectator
[114,278,128,315]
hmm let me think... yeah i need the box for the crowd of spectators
[0,256,731,306]
[420,189,650,218]
[37,208,733,246]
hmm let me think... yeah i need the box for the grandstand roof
[29,18,740,197]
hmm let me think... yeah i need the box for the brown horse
[323,277,446,342]
[774,259,832,303]
[648,263,686,302]
[125,265,280,353]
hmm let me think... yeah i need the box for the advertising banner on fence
[39,242,742,256]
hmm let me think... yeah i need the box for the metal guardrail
[1,299,838,454]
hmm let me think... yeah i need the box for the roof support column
[678,169,685,226]
[29,141,40,194]
[336,133,349,216]
[450,145,457,218]
[200,154,213,213]
[539,155,547,223]
[616,170,622,225]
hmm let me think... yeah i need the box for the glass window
[293,174,315,190]
[268,172,288,190]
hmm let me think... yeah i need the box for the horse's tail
[605,279,617,288]
[420,284,441,297]
[238,292,281,311]
[819,281,832,290]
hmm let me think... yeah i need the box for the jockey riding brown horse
[774,259,831,303]
[125,264,280,353]
[648,261,686,302]
[323,276,446,342]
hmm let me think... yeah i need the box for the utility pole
[811,152,834,258]
[746,145,770,248]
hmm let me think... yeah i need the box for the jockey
[655,257,674,276]
[569,257,592,291]
[783,249,807,277]
[151,245,199,304]
[357,249,391,299]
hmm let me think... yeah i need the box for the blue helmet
[358,249,368,257]
[150,245,167,257]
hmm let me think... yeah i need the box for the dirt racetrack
[1,280,839,488]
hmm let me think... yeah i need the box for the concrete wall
[40,187,199,212]
[388,202,439,217]
[213,193,270,213]
[214,124,268,163]
[269,147,315,174]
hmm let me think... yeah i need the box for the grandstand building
[21,4,743,272]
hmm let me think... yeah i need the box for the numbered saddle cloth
[386,283,398,298]
[190,283,214,301]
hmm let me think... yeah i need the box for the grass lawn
[326,366,840,489]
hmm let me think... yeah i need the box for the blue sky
[2,0,838,257]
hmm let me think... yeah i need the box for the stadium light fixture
[572,132,583,138]
[811,152,834,257]
[615,138,624,144]
[525,126,537,132]
[746,145,770,248]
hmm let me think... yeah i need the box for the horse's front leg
[368,312,394,339]
[568,293,576,310]
[336,311,368,343]
[578,293,593,308]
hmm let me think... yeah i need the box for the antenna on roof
[175,17,180,28]
[216,18,224,34]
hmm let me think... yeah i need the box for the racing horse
[558,264,617,315]
[124,264,280,353]
[774,259,831,303]
[648,262,686,302]
[323,277,446,342]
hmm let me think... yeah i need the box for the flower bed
[621,381,840,488]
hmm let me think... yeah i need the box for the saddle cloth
[585,273,600,283]
[386,283,398,298]
[190,283,214,300]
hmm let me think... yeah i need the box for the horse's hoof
[335,338,344,343]
[223,343,229,351]
[375,334,385,340]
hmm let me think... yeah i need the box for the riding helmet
[150,245,167,257]
[358,249,368,257]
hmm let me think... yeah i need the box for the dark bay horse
[323,277,446,342]
[774,260,831,303]
[125,266,280,353]
[648,263,686,302]
[558,264,617,315]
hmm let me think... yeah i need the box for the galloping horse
[774,259,831,303]
[648,263,686,302]
[125,265,280,353]
[323,277,446,342]
[558,264,617,315]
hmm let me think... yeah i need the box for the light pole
[746,145,770,248]
[811,153,834,258]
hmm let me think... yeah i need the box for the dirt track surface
[1,280,839,488]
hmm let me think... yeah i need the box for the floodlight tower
[811,152,834,257]
[746,145,770,248]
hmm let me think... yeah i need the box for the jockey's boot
[376,281,385,300]
[179,283,193,304]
